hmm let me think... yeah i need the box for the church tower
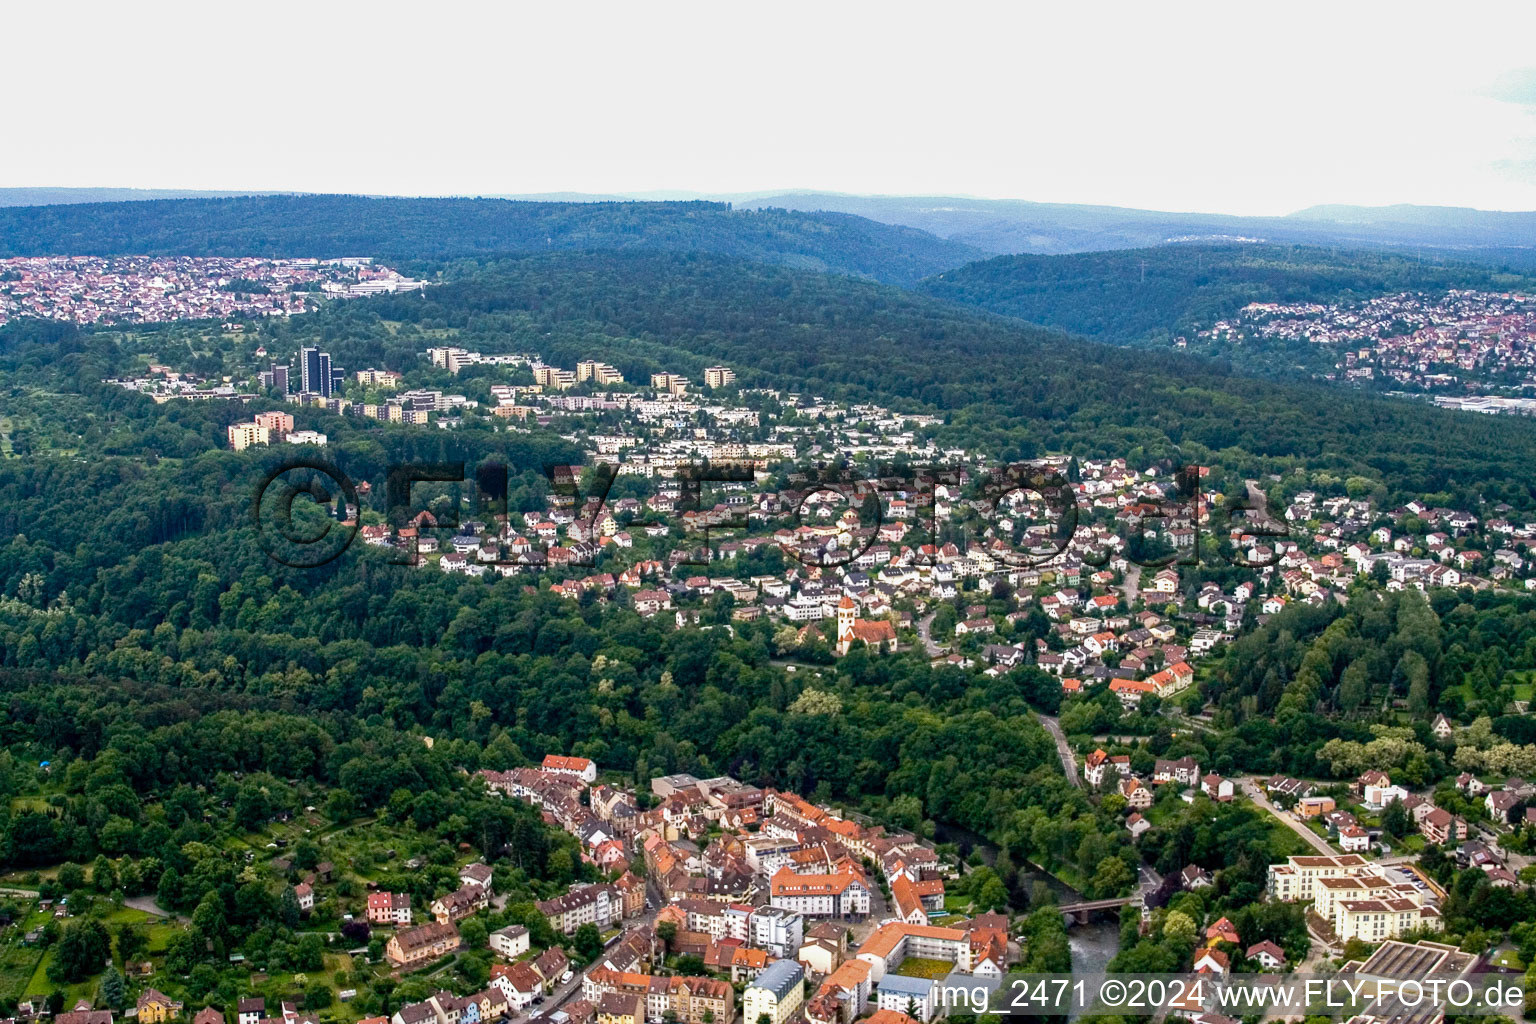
[836,594,857,655]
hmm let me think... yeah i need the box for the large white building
[489,924,530,959]
[749,905,805,958]
[1268,856,1441,942]
[856,923,973,984]
[769,868,871,918]
[1265,854,1372,902]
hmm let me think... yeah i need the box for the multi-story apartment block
[768,867,870,918]
[1266,854,1373,902]
[227,422,270,451]
[253,410,294,434]
[489,924,530,959]
[651,373,688,395]
[355,368,401,387]
[749,905,805,958]
[576,360,624,385]
[534,365,578,390]
[537,883,622,934]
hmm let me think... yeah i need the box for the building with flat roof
[1265,854,1372,902]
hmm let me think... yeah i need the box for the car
[560,971,573,984]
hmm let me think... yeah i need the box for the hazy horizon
[8,2,1536,217]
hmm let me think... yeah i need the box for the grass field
[1490,948,1525,971]
[0,944,42,1000]
[892,957,954,980]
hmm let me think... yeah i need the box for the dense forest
[0,196,984,287]
[917,243,1535,344]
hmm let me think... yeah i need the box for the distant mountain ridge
[0,187,293,207]
[0,194,984,286]
[713,193,1536,269]
[1286,202,1536,240]
[10,188,1536,268]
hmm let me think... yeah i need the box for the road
[1039,715,1081,788]
[519,903,664,1024]
[1243,480,1284,533]
[1238,777,1337,856]
[915,611,943,657]
[516,966,589,1024]
[1122,563,1141,605]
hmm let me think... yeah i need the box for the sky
[9,1,1536,216]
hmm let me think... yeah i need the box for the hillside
[0,194,984,286]
[8,249,1536,503]
[334,251,1536,504]
[916,243,1536,345]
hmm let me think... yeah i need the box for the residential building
[227,422,270,450]
[1266,854,1373,902]
[137,990,183,1023]
[538,883,622,934]
[386,921,461,968]
[367,891,412,925]
[768,867,871,918]
[875,976,935,1023]
[489,924,530,960]
[542,754,599,783]
[744,960,805,1024]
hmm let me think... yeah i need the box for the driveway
[1039,715,1081,788]
[124,895,190,922]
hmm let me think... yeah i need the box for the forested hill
[0,194,984,286]
[348,251,1536,505]
[917,243,1536,344]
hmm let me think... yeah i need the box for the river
[933,824,1121,976]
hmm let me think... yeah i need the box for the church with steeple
[835,594,898,656]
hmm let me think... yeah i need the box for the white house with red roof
[542,754,597,784]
